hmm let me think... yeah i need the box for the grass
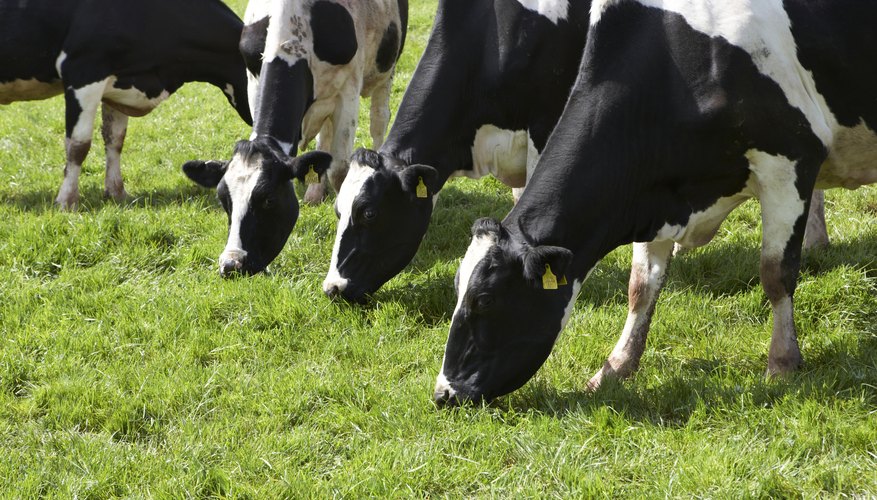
[1,0,876,496]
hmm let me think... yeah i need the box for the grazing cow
[0,0,253,209]
[184,0,407,277]
[323,0,592,302]
[434,0,877,405]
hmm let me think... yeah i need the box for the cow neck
[505,89,641,282]
[252,58,313,152]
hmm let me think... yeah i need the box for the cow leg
[56,81,106,210]
[588,239,674,390]
[750,152,819,376]
[303,119,336,205]
[803,189,829,249]
[368,76,392,150]
[101,103,129,202]
[304,86,358,204]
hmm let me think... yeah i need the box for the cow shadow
[500,302,876,423]
[0,184,218,214]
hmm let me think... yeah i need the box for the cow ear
[521,245,574,290]
[182,160,228,188]
[285,150,333,183]
[399,164,439,200]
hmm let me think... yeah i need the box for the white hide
[322,160,377,293]
[515,0,570,24]
[0,78,62,104]
[455,125,538,190]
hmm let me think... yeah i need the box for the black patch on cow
[376,22,400,73]
[63,86,83,138]
[240,16,269,76]
[784,0,877,131]
[309,1,357,66]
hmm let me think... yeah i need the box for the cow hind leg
[101,103,129,202]
[56,81,106,210]
[588,239,674,390]
[305,86,359,204]
[304,119,336,205]
[368,76,392,150]
[803,189,829,249]
[749,151,821,377]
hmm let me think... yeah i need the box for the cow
[433,0,877,406]
[183,0,407,277]
[322,0,592,302]
[0,0,253,210]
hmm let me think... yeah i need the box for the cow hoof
[765,356,803,378]
[55,196,79,211]
[103,188,130,203]
[303,183,327,205]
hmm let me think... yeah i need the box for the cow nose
[325,284,341,299]
[433,388,453,408]
[219,258,242,277]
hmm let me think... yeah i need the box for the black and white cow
[434,0,877,405]
[0,0,253,209]
[184,0,407,277]
[323,0,592,302]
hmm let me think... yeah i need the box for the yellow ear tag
[305,165,319,185]
[416,176,428,199]
[558,274,568,286]
[542,264,558,290]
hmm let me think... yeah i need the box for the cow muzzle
[218,249,247,278]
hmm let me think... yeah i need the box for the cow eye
[363,208,376,221]
[262,198,273,210]
[473,294,493,312]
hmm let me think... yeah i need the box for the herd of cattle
[2,0,875,406]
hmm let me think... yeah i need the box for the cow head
[322,149,439,301]
[433,218,579,406]
[183,138,331,276]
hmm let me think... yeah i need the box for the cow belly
[655,189,753,249]
[101,80,170,117]
[817,121,877,190]
[0,78,63,104]
[460,125,531,188]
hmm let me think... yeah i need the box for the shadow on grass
[0,184,218,214]
[505,313,877,423]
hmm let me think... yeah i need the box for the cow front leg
[368,76,392,150]
[101,103,129,202]
[803,189,829,249]
[588,239,674,390]
[56,81,106,210]
[749,151,820,376]
[304,87,358,204]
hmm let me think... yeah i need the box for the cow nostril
[325,285,340,298]
[219,259,242,277]
[433,389,452,407]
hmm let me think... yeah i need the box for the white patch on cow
[223,84,237,108]
[220,155,263,266]
[455,125,532,188]
[55,52,67,76]
[262,1,310,66]
[435,231,500,392]
[746,149,805,259]
[818,119,877,190]
[516,0,570,24]
[559,279,583,331]
[322,160,377,294]
[102,77,170,116]
[590,0,836,146]
[0,78,63,104]
[433,372,457,400]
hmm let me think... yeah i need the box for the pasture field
[1,0,876,496]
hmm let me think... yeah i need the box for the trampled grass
[1,0,875,496]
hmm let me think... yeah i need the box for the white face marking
[515,0,570,24]
[322,160,377,294]
[220,155,262,264]
[746,149,805,259]
[590,0,836,146]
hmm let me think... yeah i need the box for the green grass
[1,0,876,496]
